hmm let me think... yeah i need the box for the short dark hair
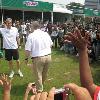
[6,18,12,22]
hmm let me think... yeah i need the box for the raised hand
[0,74,11,100]
[26,83,36,94]
[0,73,11,92]
[64,28,90,52]
[26,83,33,93]
[24,83,36,100]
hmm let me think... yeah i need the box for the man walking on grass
[0,18,23,78]
[25,21,53,92]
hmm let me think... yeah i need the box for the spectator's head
[31,21,40,32]
[16,21,20,25]
[5,18,12,29]
[22,22,25,25]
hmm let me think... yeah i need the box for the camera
[54,88,70,100]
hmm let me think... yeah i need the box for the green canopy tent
[93,10,100,17]
[84,8,94,17]
[66,2,100,17]
[0,0,53,22]
[84,8,100,17]
[1,0,53,11]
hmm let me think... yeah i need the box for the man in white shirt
[25,21,53,92]
[0,18,23,78]
[21,22,27,43]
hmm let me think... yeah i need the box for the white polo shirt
[25,29,53,57]
[0,27,19,49]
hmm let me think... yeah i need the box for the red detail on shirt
[94,86,100,100]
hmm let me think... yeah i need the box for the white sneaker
[9,71,14,78]
[18,70,23,77]
[76,53,79,57]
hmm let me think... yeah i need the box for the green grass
[0,48,100,100]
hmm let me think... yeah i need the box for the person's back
[26,29,52,57]
[25,21,53,92]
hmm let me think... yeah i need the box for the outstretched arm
[64,29,97,98]
[78,42,96,98]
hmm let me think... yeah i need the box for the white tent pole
[1,10,4,24]
[42,12,43,22]
[22,10,25,22]
[51,11,53,24]
[0,0,4,24]
[83,14,85,26]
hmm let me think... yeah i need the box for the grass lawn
[0,48,100,100]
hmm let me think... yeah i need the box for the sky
[37,0,85,5]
